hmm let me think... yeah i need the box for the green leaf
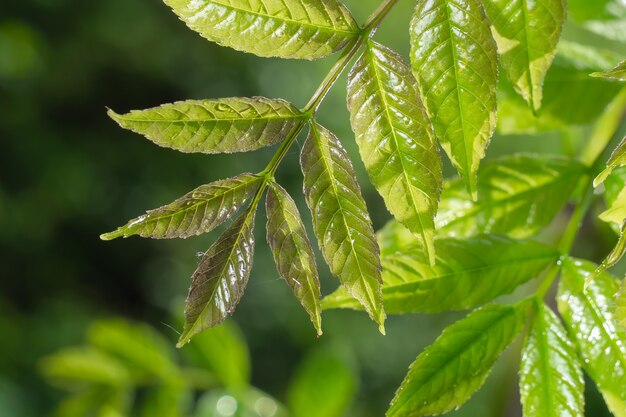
[600,186,626,225]
[483,0,566,111]
[558,258,626,416]
[266,182,322,335]
[410,0,498,198]
[593,222,626,283]
[323,235,558,314]
[108,98,304,154]
[178,205,257,347]
[139,385,187,417]
[592,59,626,81]
[377,219,421,257]
[519,301,585,417]
[616,279,626,328]
[101,173,262,240]
[301,123,385,332]
[162,0,360,60]
[595,136,626,186]
[347,40,442,265]
[387,303,530,417]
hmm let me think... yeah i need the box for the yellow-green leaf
[595,136,626,186]
[591,59,626,81]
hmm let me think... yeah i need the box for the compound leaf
[323,235,558,314]
[301,123,385,331]
[410,0,498,198]
[101,173,261,240]
[108,98,304,154]
[595,136,626,186]
[387,303,530,417]
[163,0,360,60]
[178,205,257,347]
[266,182,322,335]
[347,40,442,265]
[591,60,626,81]
[519,301,585,417]
[558,258,626,416]
[483,0,566,111]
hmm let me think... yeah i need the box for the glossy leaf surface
[163,0,360,60]
[109,98,304,154]
[558,259,626,416]
[266,182,322,335]
[323,235,558,314]
[387,303,530,417]
[483,0,566,111]
[601,167,626,229]
[595,136,626,186]
[301,123,385,331]
[178,207,256,347]
[592,60,626,81]
[410,0,498,197]
[102,174,261,240]
[347,40,442,264]
[519,301,585,417]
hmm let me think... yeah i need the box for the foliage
[100,0,626,415]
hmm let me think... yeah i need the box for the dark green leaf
[323,235,558,314]
[592,60,626,81]
[266,182,322,335]
[108,98,304,154]
[519,301,585,417]
[558,258,626,416]
[410,0,498,198]
[178,205,257,347]
[483,0,566,111]
[301,123,385,331]
[387,303,530,417]
[163,0,360,60]
[101,173,262,240]
[347,40,442,264]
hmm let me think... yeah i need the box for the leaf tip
[378,322,386,336]
[99,231,117,241]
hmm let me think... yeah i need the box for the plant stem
[363,0,399,35]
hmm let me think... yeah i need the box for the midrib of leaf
[535,305,558,417]
[195,0,359,35]
[366,43,434,263]
[520,0,536,110]
[113,112,306,124]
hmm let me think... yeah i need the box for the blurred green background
[1,1,625,416]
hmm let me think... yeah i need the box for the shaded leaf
[40,348,130,388]
[483,0,566,111]
[323,235,558,314]
[387,303,530,417]
[300,123,385,331]
[595,136,626,186]
[108,98,304,154]
[347,40,442,264]
[266,182,322,335]
[377,219,421,257]
[101,173,262,240]
[178,205,257,347]
[519,301,585,417]
[163,0,360,60]
[592,59,626,81]
[410,0,498,197]
[558,258,626,416]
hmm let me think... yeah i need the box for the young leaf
[101,173,262,240]
[410,0,498,198]
[301,123,385,331]
[595,136,626,186]
[387,303,530,417]
[323,235,558,314]
[558,258,626,416]
[266,182,322,335]
[178,205,257,347]
[108,98,304,154]
[163,0,360,60]
[591,59,626,81]
[347,41,442,265]
[483,0,566,111]
[519,301,585,417]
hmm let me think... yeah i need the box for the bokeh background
[1,1,625,416]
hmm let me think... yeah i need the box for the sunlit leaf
[387,302,530,417]
[347,40,442,264]
[592,60,626,81]
[266,182,322,335]
[163,0,360,60]
[519,301,585,417]
[301,123,385,331]
[410,0,498,198]
[601,167,626,232]
[178,205,257,347]
[558,258,626,416]
[108,98,304,154]
[483,0,566,111]
[323,235,558,314]
[595,136,626,186]
[616,279,626,328]
[101,174,262,240]
[600,187,626,225]
[377,219,421,257]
